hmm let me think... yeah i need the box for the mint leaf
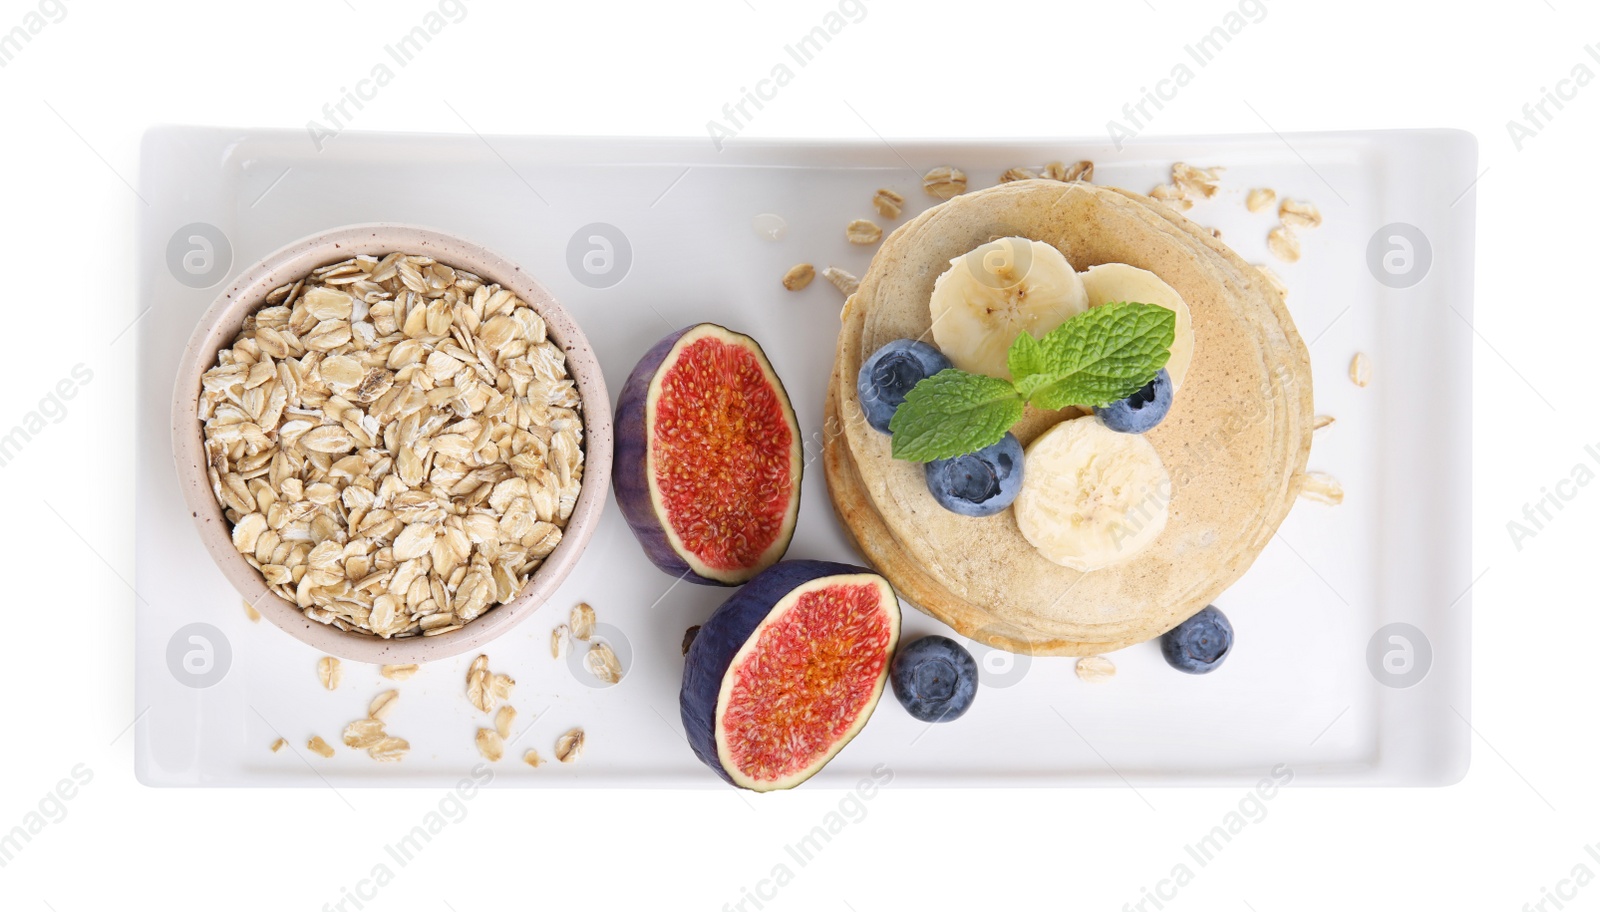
[1007,329,1049,390]
[1015,302,1174,411]
[888,369,1024,462]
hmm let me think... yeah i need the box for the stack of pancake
[824,180,1314,656]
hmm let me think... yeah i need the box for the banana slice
[1013,417,1172,571]
[929,237,1088,380]
[1080,263,1195,391]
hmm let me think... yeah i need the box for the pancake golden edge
[823,180,1313,656]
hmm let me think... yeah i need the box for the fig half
[681,560,900,790]
[613,323,802,585]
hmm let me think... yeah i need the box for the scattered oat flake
[556,728,585,763]
[782,263,814,291]
[1313,414,1336,432]
[307,736,335,758]
[823,267,859,297]
[523,750,544,768]
[1149,184,1192,211]
[343,708,409,761]
[489,673,515,701]
[369,690,399,721]
[467,654,492,712]
[1299,471,1345,506]
[1349,353,1372,388]
[922,166,966,200]
[380,664,418,681]
[1279,198,1323,229]
[343,718,387,750]
[682,625,701,657]
[1172,162,1223,198]
[495,705,516,740]
[551,624,569,659]
[369,737,409,762]
[871,188,904,219]
[585,642,623,685]
[570,602,595,641]
[476,728,505,762]
[270,737,286,753]
[1267,225,1301,263]
[1246,187,1276,213]
[318,656,341,691]
[242,598,261,623]
[999,167,1038,183]
[1075,656,1117,683]
[1043,160,1093,182]
[846,219,882,245]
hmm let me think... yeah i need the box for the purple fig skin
[612,323,802,586]
[680,560,898,789]
[613,326,700,582]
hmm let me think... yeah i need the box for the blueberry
[924,432,1023,517]
[1096,368,1173,434]
[890,635,978,722]
[1160,605,1233,674]
[857,339,952,433]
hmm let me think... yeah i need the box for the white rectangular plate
[135,127,1474,787]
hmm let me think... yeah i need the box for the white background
[0,0,1590,909]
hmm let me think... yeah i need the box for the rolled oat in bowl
[197,252,585,639]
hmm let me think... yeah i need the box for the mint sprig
[888,370,1025,462]
[1008,301,1177,411]
[888,302,1175,462]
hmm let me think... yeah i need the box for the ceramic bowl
[170,224,612,664]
